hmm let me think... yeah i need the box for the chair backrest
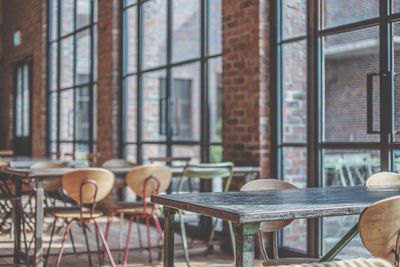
[102,159,136,168]
[62,168,115,204]
[359,196,400,265]
[241,179,297,233]
[125,165,172,198]
[30,161,68,169]
[182,162,234,179]
[0,150,14,157]
[366,172,400,187]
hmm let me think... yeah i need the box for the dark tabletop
[152,186,400,224]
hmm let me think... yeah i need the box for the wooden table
[1,165,259,267]
[152,186,400,267]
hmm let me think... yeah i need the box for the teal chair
[177,162,235,267]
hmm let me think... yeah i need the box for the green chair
[177,162,235,267]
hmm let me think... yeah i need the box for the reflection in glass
[60,90,74,141]
[208,0,222,55]
[209,57,222,143]
[124,7,137,74]
[323,27,379,142]
[282,0,306,39]
[75,88,90,141]
[76,0,91,29]
[76,30,91,85]
[172,0,200,62]
[124,76,138,143]
[60,37,74,89]
[60,0,74,36]
[282,41,307,143]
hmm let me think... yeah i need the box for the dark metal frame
[273,0,400,258]
[47,0,98,156]
[121,0,222,163]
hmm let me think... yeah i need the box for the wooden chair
[50,151,62,160]
[241,179,319,266]
[274,258,392,267]
[177,162,235,266]
[0,150,14,157]
[359,195,400,266]
[104,165,172,266]
[102,159,136,168]
[365,171,400,187]
[44,168,116,267]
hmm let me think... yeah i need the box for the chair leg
[94,220,116,267]
[44,217,58,267]
[145,215,152,263]
[69,230,77,254]
[82,222,93,266]
[258,231,269,261]
[152,214,163,261]
[55,221,73,267]
[94,223,104,266]
[105,216,112,241]
[179,211,191,267]
[272,231,279,259]
[136,215,144,252]
[122,215,134,267]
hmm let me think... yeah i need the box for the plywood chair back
[359,195,400,266]
[31,161,68,192]
[125,165,172,198]
[241,179,297,232]
[102,159,136,168]
[366,172,400,187]
[0,150,14,157]
[62,168,115,204]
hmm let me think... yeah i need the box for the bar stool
[104,165,172,266]
[177,162,235,266]
[358,195,400,266]
[44,168,116,267]
[241,179,319,266]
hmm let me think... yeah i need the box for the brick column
[222,0,271,179]
[97,0,121,162]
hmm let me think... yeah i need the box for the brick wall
[222,0,271,178]
[0,0,47,155]
[96,0,121,162]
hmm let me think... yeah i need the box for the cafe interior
[1,0,400,266]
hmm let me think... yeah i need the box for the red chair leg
[122,215,134,267]
[145,215,152,263]
[55,221,73,267]
[94,220,116,267]
[152,214,163,242]
[105,216,112,241]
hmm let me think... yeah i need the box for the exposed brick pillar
[97,0,121,162]
[222,0,271,178]
[0,0,47,156]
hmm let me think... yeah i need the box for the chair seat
[107,201,154,214]
[46,206,104,219]
[263,258,320,266]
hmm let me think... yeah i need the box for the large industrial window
[48,0,98,159]
[122,0,223,163]
[274,0,400,258]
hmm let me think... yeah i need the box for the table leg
[13,178,22,265]
[319,223,359,262]
[163,207,177,267]
[34,185,44,267]
[233,222,260,267]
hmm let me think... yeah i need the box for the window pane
[172,145,201,163]
[124,145,137,163]
[393,22,400,142]
[282,0,306,40]
[75,88,90,141]
[49,43,58,92]
[172,0,200,62]
[76,30,91,85]
[208,0,222,55]
[124,6,137,74]
[282,41,307,143]
[75,143,89,161]
[59,90,74,141]
[394,0,400,13]
[60,142,73,156]
[281,147,307,251]
[142,70,167,141]
[208,57,222,143]
[209,145,223,163]
[22,65,30,137]
[142,144,167,162]
[322,150,380,257]
[142,0,167,70]
[171,63,201,141]
[321,0,379,29]
[49,0,58,41]
[124,76,137,143]
[124,0,137,7]
[49,93,58,142]
[60,36,74,89]
[60,0,74,36]
[76,0,91,29]
[16,68,23,137]
[323,27,380,142]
